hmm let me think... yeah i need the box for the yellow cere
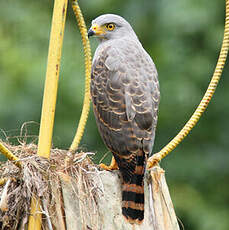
[91,23,106,35]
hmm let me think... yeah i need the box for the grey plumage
[89,14,160,223]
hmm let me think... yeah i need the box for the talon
[99,156,119,171]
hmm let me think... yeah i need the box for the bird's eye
[105,23,116,31]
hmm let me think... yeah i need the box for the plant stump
[60,166,180,230]
[0,147,180,230]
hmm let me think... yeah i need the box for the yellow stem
[69,0,92,152]
[0,178,7,186]
[37,0,68,158]
[147,0,229,169]
[28,197,42,229]
[28,0,68,229]
[0,141,21,168]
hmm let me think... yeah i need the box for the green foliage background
[0,0,229,229]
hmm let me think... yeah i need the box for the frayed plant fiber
[0,141,102,230]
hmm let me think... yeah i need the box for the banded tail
[122,175,145,224]
[114,152,146,224]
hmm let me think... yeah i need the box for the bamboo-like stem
[69,0,92,152]
[0,177,7,186]
[37,0,68,158]
[28,0,68,229]
[28,197,42,230]
[147,0,229,169]
[0,142,21,168]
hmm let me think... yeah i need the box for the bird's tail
[122,175,145,224]
[114,150,146,224]
[120,153,145,224]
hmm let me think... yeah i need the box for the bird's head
[88,14,137,42]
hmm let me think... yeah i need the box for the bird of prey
[88,14,160,224]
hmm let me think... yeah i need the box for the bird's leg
[99,156,119,171]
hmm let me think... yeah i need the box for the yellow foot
[99,156,119,171]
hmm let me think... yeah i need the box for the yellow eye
[105,23,116,31]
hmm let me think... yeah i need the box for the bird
[88,14,160,224]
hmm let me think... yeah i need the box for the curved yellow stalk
[69,0,92,152]
[28,0,68,229]
[0,142,21,168]
[147,0,229,169]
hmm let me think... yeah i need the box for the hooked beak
[88,24,106,38]
[87,28,95,38]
